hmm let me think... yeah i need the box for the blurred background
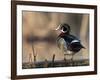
[22,11,89,67]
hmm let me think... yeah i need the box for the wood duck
[56,23,85,63]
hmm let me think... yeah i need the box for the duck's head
[56,23,70,34]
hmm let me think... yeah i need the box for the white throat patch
[60,29,67,33]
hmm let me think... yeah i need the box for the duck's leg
[71,53,74,66]
[64,51,73,66]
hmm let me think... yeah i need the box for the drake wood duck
[56,23,85,62]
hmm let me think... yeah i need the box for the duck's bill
[55,24,61,30]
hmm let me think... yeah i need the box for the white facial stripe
[71,40,79,43]
[60,29,67,33]
[60,30,65,33]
